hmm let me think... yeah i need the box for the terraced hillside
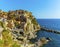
[0,10,49,47]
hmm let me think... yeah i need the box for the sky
[0,0,60,19]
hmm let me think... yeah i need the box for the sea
[36,19,60,47]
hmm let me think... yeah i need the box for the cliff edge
[0,10,49,47]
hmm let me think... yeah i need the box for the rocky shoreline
[0,10,59,47]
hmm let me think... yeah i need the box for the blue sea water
[37,19,60,47]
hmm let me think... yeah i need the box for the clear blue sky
[0,0,60,19]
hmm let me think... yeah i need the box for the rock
[0,10,50,47]
[35,37,51,47]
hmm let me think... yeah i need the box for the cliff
[0,10,51,47]
[0,10,40,47]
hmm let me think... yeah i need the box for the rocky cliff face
[0,10,49,47]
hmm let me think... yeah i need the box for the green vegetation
[0,29,20,47]
[0,39,4,47]
[31,18,38,25]
[0,21,4,27]
[12,42,20,47]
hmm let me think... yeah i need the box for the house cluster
[0,10,50,47]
